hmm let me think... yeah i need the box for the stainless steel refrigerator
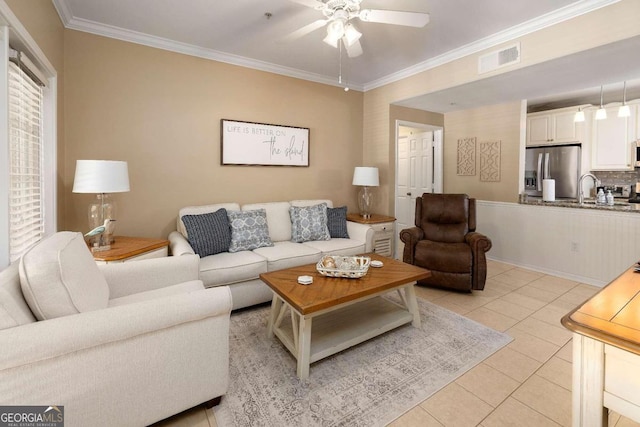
[524,144,581,198]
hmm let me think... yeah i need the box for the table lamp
[72,160,130,251]
[352,166,379,219]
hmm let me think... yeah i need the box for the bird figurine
[85,219,116,238]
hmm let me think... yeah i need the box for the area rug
[214,297,512,427]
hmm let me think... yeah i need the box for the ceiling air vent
[478,43,521,74]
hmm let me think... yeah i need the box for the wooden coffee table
[260,253,430,379]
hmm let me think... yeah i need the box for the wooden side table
[347,213,396,257]
[90,236,169,264]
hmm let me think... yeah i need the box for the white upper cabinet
[591,104,637,171]
[527,108,583,146]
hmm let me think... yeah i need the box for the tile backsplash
[592,170,640,186]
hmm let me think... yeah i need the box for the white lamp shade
[618,105,631,118]
[595,108,607,120]
[574,110,585,122]
[72,160,130,193]
[352,167,379,187]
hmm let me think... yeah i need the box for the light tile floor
[157,260,640,427]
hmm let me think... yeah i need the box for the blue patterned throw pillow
[327,206,349,238]
[289,203,331,243]
[182,209,231,257]
[227,209,274,253]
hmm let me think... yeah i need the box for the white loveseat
[169,199,374,310]
[0,232,232,426]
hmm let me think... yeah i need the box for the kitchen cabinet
[561,266,640,426]
[526,108,582,146]
[591,104,637,171]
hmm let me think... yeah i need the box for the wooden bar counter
[561,266,640,426]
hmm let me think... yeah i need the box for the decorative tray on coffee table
[316,255,371,279]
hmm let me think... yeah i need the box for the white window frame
[0,2,57,269]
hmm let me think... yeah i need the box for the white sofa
[169,199,374,310]
[0,232,232,427]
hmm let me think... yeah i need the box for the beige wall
[364,0,640,215]
[5,0,65,228]
[63,31,364,238]
[444,101,522,201]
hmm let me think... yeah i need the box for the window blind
[8,61,44,262]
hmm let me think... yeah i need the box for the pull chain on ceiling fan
[284,0,429,57]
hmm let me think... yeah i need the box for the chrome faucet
[578,173,600,204]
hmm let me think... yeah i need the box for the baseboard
[487,256,607,288]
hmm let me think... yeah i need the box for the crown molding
[52,0,618,93]
[53,1,364,91]
[52,0,73,27]
[363,0,620,91]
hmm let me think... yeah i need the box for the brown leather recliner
[400,193,492,292]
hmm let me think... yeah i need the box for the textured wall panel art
[457,137,476,176]
[480,140,501,182]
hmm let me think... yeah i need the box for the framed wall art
[221,119,310,166]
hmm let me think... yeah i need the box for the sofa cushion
[253,241,322,271]
[108,280,204,307]
[0,263,36,330]
[199,251,267,287]
[327,206,350,238]
[242,202,292,242]
[289,203,331,243]
[177,202,241,237]
[182,208,231,257]
[19,231,110,320]
[227,209,274,253]
[301,238,364,256]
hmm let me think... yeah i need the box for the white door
[396,131,435,258]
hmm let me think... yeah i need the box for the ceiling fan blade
[344,39,363,58]
[359,9,430,27]
[280,19,328,43]
[287,0,323,9]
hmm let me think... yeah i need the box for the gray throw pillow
[182,209,231,257]
[290,203,331,243]
[227,209,274,253]
[327,206,349,238]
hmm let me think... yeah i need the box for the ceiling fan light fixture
[323,33,339,47]
[326,18,345,38]
[343,23,361,47]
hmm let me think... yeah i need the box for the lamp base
[90,243,111,253]
[89,234,111,252]
[88,193,116,245]
[358,186,374,219]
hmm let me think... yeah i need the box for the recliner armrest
[169,230,196,256]
[465,231,492,253]
[399,227,424,264]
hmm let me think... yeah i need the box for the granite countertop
[521,197,640,213]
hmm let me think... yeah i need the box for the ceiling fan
[284,0,430,58]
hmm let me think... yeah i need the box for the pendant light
[595,86,607,120]
[618,81,631,118]
[574,107,585,123]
